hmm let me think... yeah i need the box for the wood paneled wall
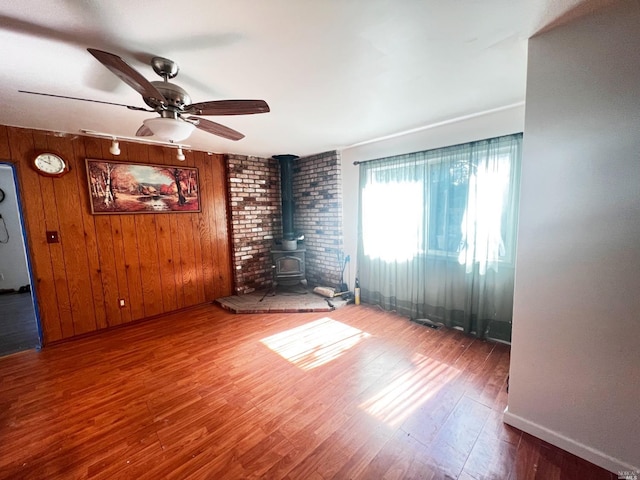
[0,125,233,345]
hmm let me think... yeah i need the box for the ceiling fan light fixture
[176,147,185,161]
[109,138,120,155]
[143,117,195,142]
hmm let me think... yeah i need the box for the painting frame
[85,159,201,215]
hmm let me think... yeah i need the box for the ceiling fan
[20,48,270,142]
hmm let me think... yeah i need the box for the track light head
[109,138,120,156]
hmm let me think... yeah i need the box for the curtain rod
[352,132,523,165]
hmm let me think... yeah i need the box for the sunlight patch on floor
[260,317,371,371]
[360,353,460,427]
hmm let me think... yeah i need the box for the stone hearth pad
[215,286,349,313]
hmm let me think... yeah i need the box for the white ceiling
[0,0,597,158]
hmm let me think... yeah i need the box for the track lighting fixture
[80,130,192,153]
[81,130,191,161]
[109,138,120,156]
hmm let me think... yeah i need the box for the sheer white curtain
[357,134,522,341]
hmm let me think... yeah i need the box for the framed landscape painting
[86,159,200,214]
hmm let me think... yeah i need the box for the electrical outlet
[118,299,125,308]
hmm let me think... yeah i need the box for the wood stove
[271,154,306,286]
[271,247,306,286]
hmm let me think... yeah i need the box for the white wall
[339,104,525,287]
[505,0,640,472]
[0,164,31,290]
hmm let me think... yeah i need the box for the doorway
[0,163,40,356]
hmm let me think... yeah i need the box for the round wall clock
[32,152,69,177]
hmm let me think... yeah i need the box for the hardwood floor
[0,304,614,479]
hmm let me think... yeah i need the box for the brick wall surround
[226,151,344,295]
[293,151,344,288]
[226,154,281,294]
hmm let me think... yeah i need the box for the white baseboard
[503,407,638,474]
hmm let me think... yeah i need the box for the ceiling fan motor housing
[146,81,192,112]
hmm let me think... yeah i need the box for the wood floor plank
[359,428,435,480]
[425,394,493,478]
[462,416,519,479]
[0,304,615,479]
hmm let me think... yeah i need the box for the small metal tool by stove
[337,251,356,303]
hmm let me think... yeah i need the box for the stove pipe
[273,154,299,240]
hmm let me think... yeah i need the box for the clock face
[33,153,68,176]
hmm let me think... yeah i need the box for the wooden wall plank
[120,214,145,320]
[32,131,75,339]
[195,152,215,300]
[204,156,224,297]
[136,214,163,317]
[95,214,123,326]
[0,125,11,159]
[155,214,178,312]
[169,212,186,310]
[109,216,132,324]
[211,154,233,297]
[187,152,206,304]
[192,211,206,304]
[148,145,165,165]
[177,213,198,306]
[47,135,97,335]
[72,138,107,330]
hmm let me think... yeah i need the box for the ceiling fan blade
[87,48,167,107]
[190,117,245,141]
[18,90,152,111]
[185,99,270,116]
[135,125,154,137]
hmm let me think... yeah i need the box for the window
[360,134,521,273]
[428,160,468,255]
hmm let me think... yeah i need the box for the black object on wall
[272,154,299,240]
